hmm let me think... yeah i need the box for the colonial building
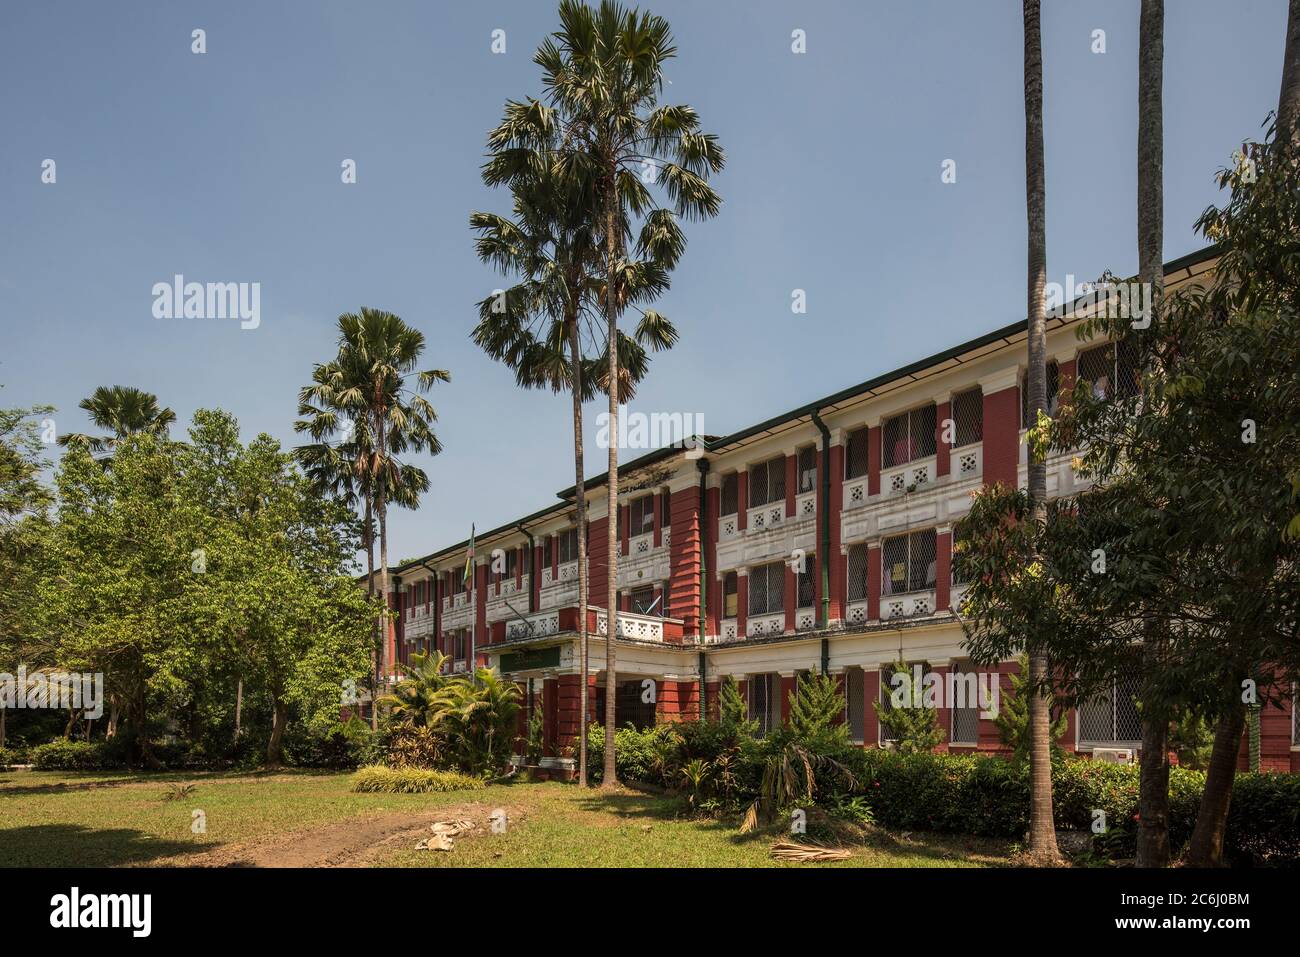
[377,246,1298,775]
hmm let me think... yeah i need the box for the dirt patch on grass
[173,800,527,868]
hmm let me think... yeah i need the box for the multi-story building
[377,246,1299,775]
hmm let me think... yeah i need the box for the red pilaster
[935,530,952,611]
[931,664,951,751]
[784,562,797,632]
[982,386,1020,488]
[542,677,558,757]
[828,443,845,622]
[784,454,797,517]
[736,471,749,530]
[780,676,796,725]
[652,491,663,547]
[668,483,702,636]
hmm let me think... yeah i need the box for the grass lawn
[0,769,1013,868]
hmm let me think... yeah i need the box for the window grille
[721,473,739,516]
[882,405,937,468]
[1078,340,1141,403]
[1294,686,1299,746]
[845,668,866,743]
[748,562,785,616]
[558,527,579,564]
[951,388,983,447]
[845,427,870,480]
[797,446,818,493]
[630,586,655,614]
[797,553,816,609]
[950,535,969,586]
[661,489,671,528]
[950,660,981,744]
[1021,361,1060,427]
[615,680,656,731]
[629,496,655,537]
[504,549,518,578]
[748,674,777,737]
[452,629,467,660]
[881,529,937,596]
[847,544,869,601]
[723,572,738,618]
[1078,674,1142,744]
[543,537,553,568]
[748,457,787,508]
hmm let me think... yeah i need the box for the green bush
[30,739,124,771]
[350,765,485,794]
[584,722,684,786]
[0,746,25,766]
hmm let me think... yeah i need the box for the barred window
[797,553,816,608]
[748,457,787,508]
[630,585,655,614]
[558,527,579,564]
[629,495,655,537]
[879,661,931,744]
[882,404,937,468]
[748,562,785,616]
[1078,674,1142,744]
[950,660,981,744]
[950,535,970,586]
[845,667,866,744]
[847,543,869,602]
[748,673,779,738]
[452,629,468,660]
[1021,361,1061,428]
[951,388,983,447]
[1078,340,1140,403]
[845,427,870,480]
[504,549,518,578]
[721,473,739,516]
[881,529,937,595]
[661,489,671,528]
[797,446,818,493]
[543,536,553,568]
[723,571,738,618]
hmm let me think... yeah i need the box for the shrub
[0,746,25,767]
[285,717,377,769]
[382,722,445,769]
[351,765,485,794]
[30,739,124,771]
[585,722,683,786]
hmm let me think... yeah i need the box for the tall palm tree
[473,154,678,787]
[1021,0,1061,864]
[1279,0,1300,151]
[492,0,723,788]
[58,385,176,454]
[1134,0,1169,869]
[300,309,449,690]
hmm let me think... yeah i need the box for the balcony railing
[746,501,785,533]
[719,512,740,540]
[881,456,936,496]
[951,445,982,480]
[596,609,675,642]
[880,589,936,619]
[746,611,784,638]
[504,609,563,641]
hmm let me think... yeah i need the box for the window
[543,537,554,568]
[723,572,738,618]
[615,680,656,731]
[797,446,818,493]
[661,489,671,528]
[748,562,785,616]
[881,529,937,595]
[797,553,816,608]
[950,535,970,586]
[845,668,866,744]
[845,427,869,480]
[1021,361,1060,428]
[847,544,869,602]
[504,549,518,579]
[557,527,579,564]
[951,388,983,447]
[630,585,655,614]
[452,629,468,660]
[1077,340,1140,403]
[721,473,739,516]
[748,674,779,737]
[1078,675,1141,744]
[748,457,786,508]
[879,661,931,744]
[950,660,981,744]
[629,496,655,537]
[449,569,464,596]
[882,405,937,468]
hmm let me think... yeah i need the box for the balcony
[881,456,937,496]
[880,589,937,619]
[746,501,785,533]
[596,609,681,643]
[746,611,784,638]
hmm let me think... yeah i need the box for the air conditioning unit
[1092,747,1135,764]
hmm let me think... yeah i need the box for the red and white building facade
[379,247,1299,775]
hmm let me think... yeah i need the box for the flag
[463,524,475,589]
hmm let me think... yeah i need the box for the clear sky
[0,0,1289,564]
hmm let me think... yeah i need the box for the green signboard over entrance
[499,646,561,673]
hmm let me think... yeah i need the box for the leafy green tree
[788,672,848,744]
[873,659,945,754]
[57,385,175,456]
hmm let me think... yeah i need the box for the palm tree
[58,385,176,454]
[492,0,723,788]
[1279,0,1300,151]
[472,158,677,787]
[380,649,451,725]
[1021,0,1061,864]
[300,309,449,692]
[1134,0,1170,869]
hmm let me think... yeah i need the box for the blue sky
[0,0,1289,563]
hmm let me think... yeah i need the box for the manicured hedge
[29,740,124,771]
[351,765,485,794]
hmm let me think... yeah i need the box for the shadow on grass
[0,767,344,799]
[0,823,212,868]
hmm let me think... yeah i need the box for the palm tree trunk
[1278,0,1300,150]
[377,412,391,710]
[1185,700,1246,866]
[602,180,620,790]
[0,705,5,749]
[364,491,379,730]
[569,316,591,788]
[1022,0,1060,865]
[1134,0,1170,870]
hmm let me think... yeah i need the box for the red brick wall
[935,530,951,611]
[867,425,881,495]
[669,484,702,635]
[588,516,609,608]
[983,386,1020,489]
